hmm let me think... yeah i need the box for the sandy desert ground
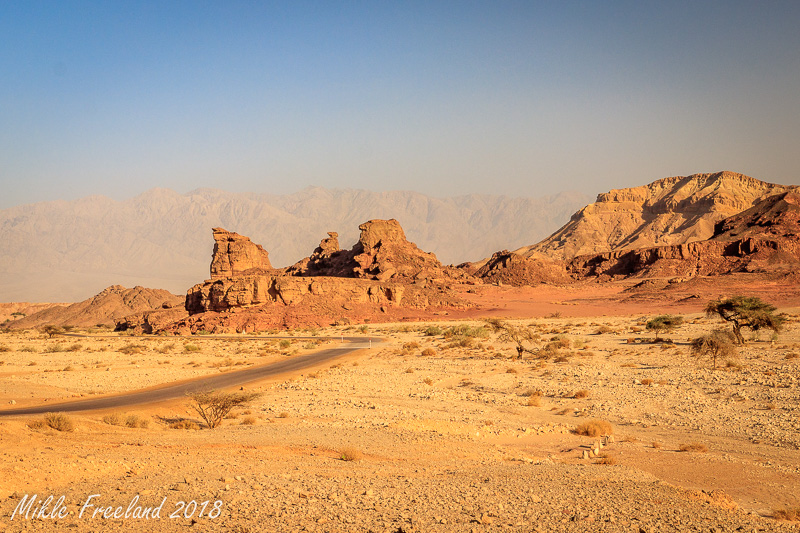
[1,282,800,532]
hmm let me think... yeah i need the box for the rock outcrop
[176,220,473,333]
[7,286,184,329]
[474,251,568,286]
[517,172,795,260]
[567,191,800,279]
[210,228,273,279]
[288,219,469,282]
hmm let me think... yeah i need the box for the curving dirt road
[0,335,373,416]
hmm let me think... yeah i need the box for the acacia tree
[645,314,684,341]
[485,318,539,359]
[188,390,262,429]
[704,296,784,345]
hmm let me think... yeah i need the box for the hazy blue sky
[1,1,799,208]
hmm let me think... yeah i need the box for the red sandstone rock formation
[210,227,273,279]
[176,219,474,332]
[474,251,568,286]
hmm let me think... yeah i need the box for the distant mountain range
[0,186,590,302]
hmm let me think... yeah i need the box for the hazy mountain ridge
[0,187,589,302]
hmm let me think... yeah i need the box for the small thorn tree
[188,390,262,429]
[704,296,784,345]
[645,314,683,342]
[691,330,737,370]
[485,318,539,359]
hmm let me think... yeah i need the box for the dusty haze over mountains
[0,186,588,302]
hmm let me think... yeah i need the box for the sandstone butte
[166,219,475,333]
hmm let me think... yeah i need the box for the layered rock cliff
[518,172,795,260]
[210,227,273,279]
[567,191,800,279]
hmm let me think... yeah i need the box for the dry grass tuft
[574,389,590,399]
[168,420,200,430]
[421,348,436,356]
[423,377,434,385]
[640,378,653,386]
[277,412,290,418]
[651,441,662,449]
[506,367,518,374]
[339,447,362,462]
[241,416,257,425]
[773,508,800,521]
[574,419,613,437]
[678,442,708,453]
[525,396,542,407]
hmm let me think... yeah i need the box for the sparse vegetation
[31,412,75,432]
[646,314,683,340]
[574,419,613,437]
[339,447,362,461]
[485,318,538,359]
[691,330,737,369]
[421,347,436,356]
[187,390,262,429]
[678,442,708,453]
[772,508,800,521]
[705,296,784,344]
[183,344,201,353]
[574,389,590,399]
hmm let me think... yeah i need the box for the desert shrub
[157,343,175,354]
[423,377,433,385]
[405,367,415,373]
[691,330,737,369]
[188,390,262,429]
[119,344,145,355]
[574,389,590,399]
[773,508,800,521]
[646,315,684,339]
[724,359,744,371]
[42,413,75,432]
[42,325,63,338]
[44,344,65,353]
[277,411,290,418]
[421,348,436,356]
[0,344,10,352]
[102,413,124,426]
[652,441,662,449]
[27,420,47,430]
[20,346,37,353]
[521,388,542,397]
[358,325,369,333]
[279,339,291,349]
[169,420,199,430]
[183,344,201,353]
[574,419,613,437]
[66,343,82,352]
[526,396,541,407]
[125,415,149,428]
[595,325,613,334]
[241,416,257,425]
[640,378,653,386]
[402,342,420,352]
[424,326,443,336]
[506,367,518,374]
[339,447,362,461]
[679,442,708,453]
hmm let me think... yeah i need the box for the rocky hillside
[7,286,184,329]
[567,191,800,279]
[517,172,795,260]
[0,187,588,302]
